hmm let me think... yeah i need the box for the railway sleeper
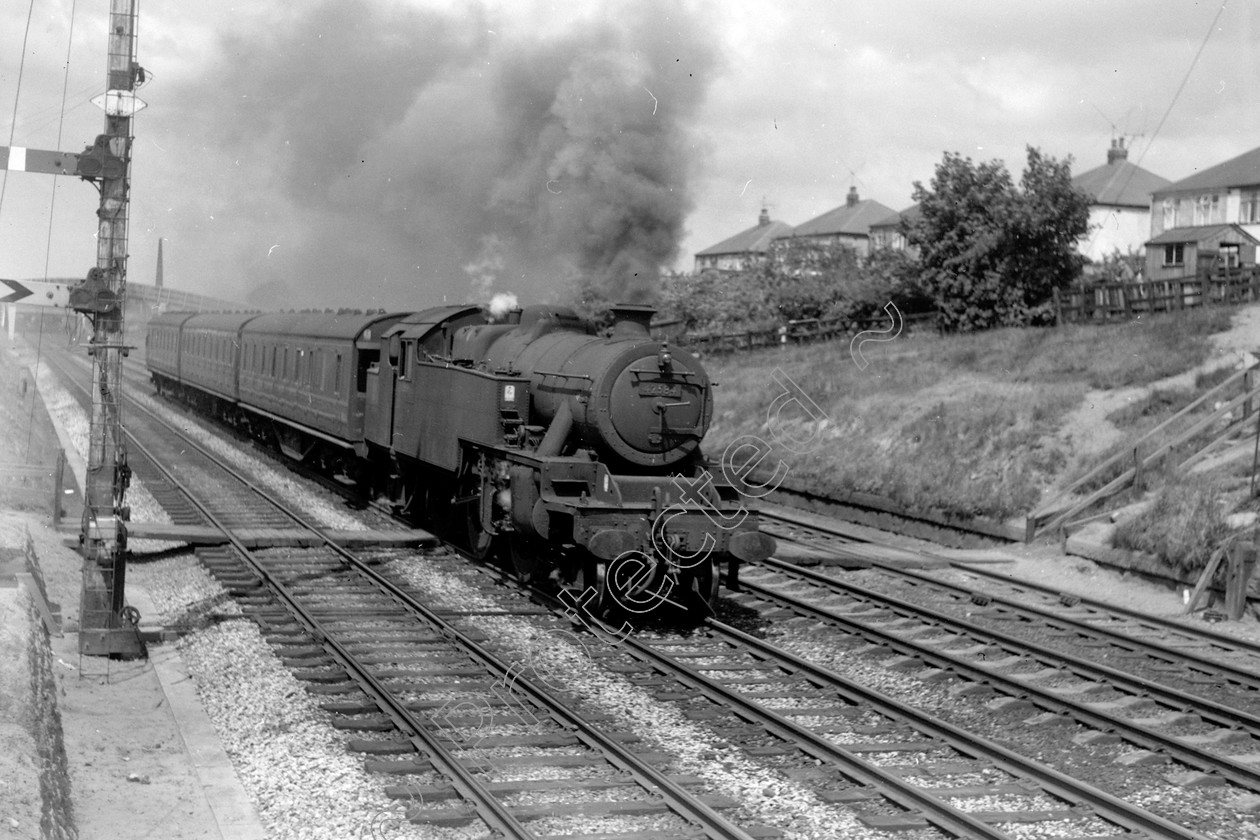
[403,793,740,827]
[387,774,708,802]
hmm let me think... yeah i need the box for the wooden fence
[1056,267,1260,324]
[1025,364,1260,542]
[675,310,937,355]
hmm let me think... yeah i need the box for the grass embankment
[1099,361,1258,574]
[701,307,1237,530]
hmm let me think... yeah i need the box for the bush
[660,242,928,335]
[1112,476,1235,574]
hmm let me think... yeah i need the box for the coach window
[334,353,343,394]
[270,346,277,378]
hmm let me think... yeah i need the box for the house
[868,203,922,254]
[786,186,896,258]
[1072,138,1170,264]
[693,207,794,272]
[1145,145,1260,281]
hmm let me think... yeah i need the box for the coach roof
[181,312,262,332]
[242,311,406,342]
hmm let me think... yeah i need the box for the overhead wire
[27,0,81,459]
[0,0,40,219]
[1094,0,1229,250]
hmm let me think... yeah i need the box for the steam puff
[160,0,716,311]
[488,292,519,320]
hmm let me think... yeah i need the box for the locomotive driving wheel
[508,534,549,585]
[571,556,609,617]
[679,559,720,617]
[465,497,498,561]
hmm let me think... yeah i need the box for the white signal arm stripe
[6,146,27,172]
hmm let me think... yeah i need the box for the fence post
[51,448,64,526]
[1132,444,1145,493]
[1247,368,1256,421]
[1225,542,1256,621]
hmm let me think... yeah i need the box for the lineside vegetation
[702,307,1238,534]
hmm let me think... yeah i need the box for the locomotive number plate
[639,383,681,397]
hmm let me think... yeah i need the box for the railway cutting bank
[700,301,1260,610]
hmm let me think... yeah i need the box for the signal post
[2,0,146,656]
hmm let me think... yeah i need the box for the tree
[908,146,1090,331]
[657,238,929,335]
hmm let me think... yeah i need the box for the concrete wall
[0,580,76,840]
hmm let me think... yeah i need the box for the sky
[0,0,1255,312]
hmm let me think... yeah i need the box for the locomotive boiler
[147,302,775,617]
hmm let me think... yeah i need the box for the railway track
[49,347,778,838]
[516,577,1212,839]
[760,505,1260,704]
[39,344,1245,837]
[736,506,1260,833]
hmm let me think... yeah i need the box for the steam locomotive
[145,302,775,616]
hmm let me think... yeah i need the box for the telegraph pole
[70,0,145,657]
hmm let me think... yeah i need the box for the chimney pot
[1107,138,1128,165]
[846,186,859,207]
[758,207,770,226]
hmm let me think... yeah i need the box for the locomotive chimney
[609,303,656,338]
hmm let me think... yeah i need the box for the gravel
[387,555,886,840]
[126,554,238,624]
[176,620,482,840]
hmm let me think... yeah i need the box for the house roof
[1155,145,1260,195]
[1146,224,1260,245]
[1072,159,1170,207]
[695,218,794,257]
[792,194,897,238]
[869,203,922,231]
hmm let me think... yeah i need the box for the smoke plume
[155,0,717,310]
